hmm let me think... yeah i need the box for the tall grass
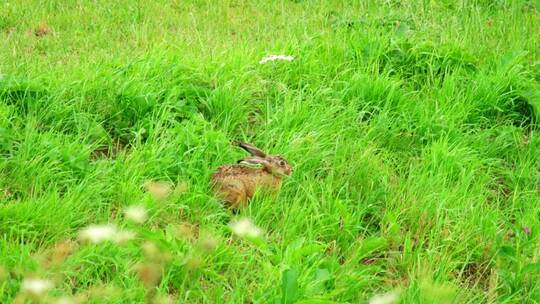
[0,0,539,303]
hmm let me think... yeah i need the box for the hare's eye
[279,160,286,166]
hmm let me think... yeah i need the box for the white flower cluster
[259,54,294,64]
[79,224,135,244]
[229,218,263,238]
[368,291,400,304]
[124,205,148,224]
[21,278,53,296]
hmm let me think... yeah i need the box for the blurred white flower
[79,224,117,243]
[368,291,400,304]
[79,224,136,244]
[124,205,147,223]
[229,218,263,238]
[21,278,53,296]
[143,180,172,201]
[55,296,77,304]
[259,54,294,64]
[114,230,136,243]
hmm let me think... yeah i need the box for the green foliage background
[0,0,539,303]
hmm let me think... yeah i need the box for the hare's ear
[234,141,267,157]
[238,156,268,167]
[238,157,272,171]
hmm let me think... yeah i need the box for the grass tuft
[0,0,539,302]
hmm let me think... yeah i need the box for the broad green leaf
[281,268,300,304]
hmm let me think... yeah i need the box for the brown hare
[211,141,293,208]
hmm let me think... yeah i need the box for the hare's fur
[210,142,292,208]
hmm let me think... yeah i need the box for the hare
[211,141,293,208]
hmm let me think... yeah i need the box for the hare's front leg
[214,180,248,208]
[224,186,247,208]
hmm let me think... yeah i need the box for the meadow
[0,0,539,303]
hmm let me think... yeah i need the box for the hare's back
[212,165,276,190]
[212,165,260,179]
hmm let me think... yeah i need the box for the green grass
[1,0,539,303]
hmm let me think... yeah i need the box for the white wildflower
[55,296,77,304]
[114,230,136,243]
[259,54,295,64]
[124,205,147,223]
[79,224,136,244]
[79,224,117,243]
[229,218,263,238]
[21,278,53,296]
[143,180,172,201]
[368,291,400,304]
